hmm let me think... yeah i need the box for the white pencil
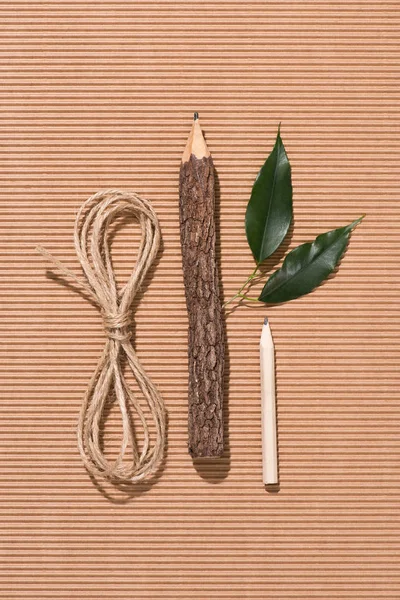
[260,317,278,485]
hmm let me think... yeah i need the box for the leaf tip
[353,214,366,228]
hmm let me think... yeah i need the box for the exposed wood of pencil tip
[182,115,210,163]
[179,117,224,458]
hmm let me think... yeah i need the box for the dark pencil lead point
[193,112,199,121]
[264,317,269,325]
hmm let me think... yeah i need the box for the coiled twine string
[36,189,166,484]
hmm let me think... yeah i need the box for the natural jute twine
[36,189,166,484]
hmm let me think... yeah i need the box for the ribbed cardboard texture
[1,1,399,598]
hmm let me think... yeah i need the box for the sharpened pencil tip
[264,317,269,325]
[193,112,199,121]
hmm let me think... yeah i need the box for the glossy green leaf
[259,217,364,304]
[245,126,292,263]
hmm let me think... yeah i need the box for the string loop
[37,189,166,484]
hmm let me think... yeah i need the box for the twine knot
[36,189,166,484]
[103,310,132,342]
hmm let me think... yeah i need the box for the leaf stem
[238,293,260,302]
[223,264,261,308]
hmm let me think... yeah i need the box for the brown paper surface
[1,2,399,598]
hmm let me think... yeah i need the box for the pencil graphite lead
[264,317,269,325]
[193,112,199,121]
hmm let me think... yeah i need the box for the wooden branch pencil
[179,113,224,458]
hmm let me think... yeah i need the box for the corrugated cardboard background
[1,1,399,598]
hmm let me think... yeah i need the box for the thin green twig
[223,264,261,308]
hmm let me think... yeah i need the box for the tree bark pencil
[179,113,224,458]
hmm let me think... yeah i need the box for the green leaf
[259,217,364,304]
[245,126,293,263]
